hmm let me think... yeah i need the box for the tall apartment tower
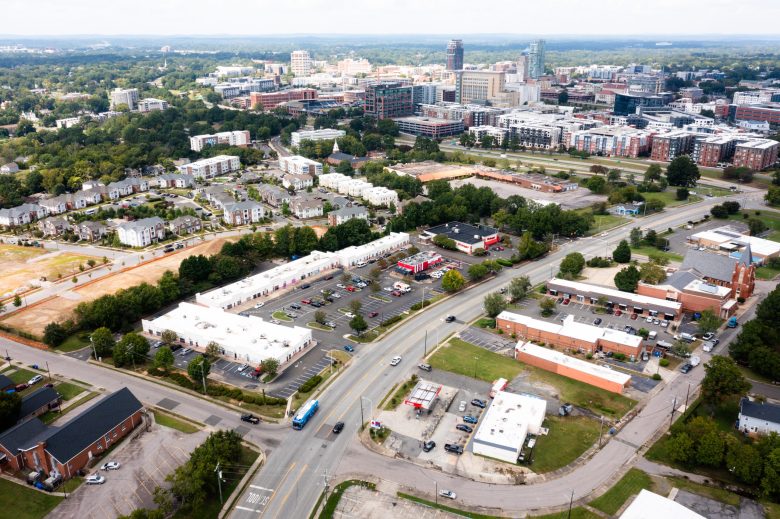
[290,50,312,77]
[109,87,139,110]
[528,39,546,79]
[516,54,529,81]
[446,39,464,71]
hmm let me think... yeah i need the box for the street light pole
[474,356,479,378]
[567,489,574,519]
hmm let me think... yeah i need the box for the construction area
[0,244,96,300]
[450,177,606,210]
[385,161,481,182]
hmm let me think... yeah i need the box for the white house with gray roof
[222,201,264,226]
[0,204,47,227]
[116,217,165,247]
[739,397,780,435]
[328,206,368,226]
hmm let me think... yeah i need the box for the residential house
[67,190,102,209]
[282,173,314,191]
[38,197,68,215]
[38,217,70,237]
[0,388,144,478]
[201,186,235,211]
[81,180,104,191]
[0,162,19,174]
[328,206,368,226]
[258,185,291,208]
[75,221,107,242]
[19,387,61,423]
[738,397,780,435]
[157,174,194,189]
[169,215,202,235]
[363,186,399,207]
[290,198,324,219]
[0,204,47,227]
[116,217,165,247]
[223,201,265,225]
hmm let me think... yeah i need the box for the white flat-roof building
[177,155,240,178]
[547,278,682,319]
[364,186,399,207]
[620,490,705,519]
[190,131,251,151]
[137,98,169,113]
[689,226,780,263]
[142,302,313,366]
[337,232,410,267]
[318,173,350,190]
[279,155,323,176]
[291,129,346,148]
[472,391,547,464]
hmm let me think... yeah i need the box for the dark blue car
[344,345,354,353]
[463,415,478,424]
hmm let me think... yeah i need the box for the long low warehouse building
[142,302,313,366]
[195,233,410,309]
[515,342,631,394]
[472,390,547,464]
[547,278,682,320]
[497,311,643,357]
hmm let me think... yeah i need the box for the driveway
[49,419,208,519]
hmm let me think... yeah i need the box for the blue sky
[4,0,779,36]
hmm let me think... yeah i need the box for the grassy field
[533,508,602,519]
[0,478,62,519]
[729,209,780,234]
[384,375,419,410]
[757,266,780,280]
[667,477,740,507]
[153,410,201,433]
[57,332,92,353]
[587,214,629,236]
[428,338,524,383]
[589,468,652,515]
[630,245,684,262]
[54,382,86,401]
[531,416,600,473]
[7,368,38,384]
[272,311,292,321]
[642,190,702,208]
[396,493,504,519]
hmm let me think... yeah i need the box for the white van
[648,331,657,341]
[393,281,411,293]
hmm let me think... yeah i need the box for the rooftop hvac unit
[474,234,480,240]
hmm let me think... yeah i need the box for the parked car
[456,424,473,433]
[325,321,336,328]
[702,332,715,341]
[289,303,302,310]
[254,302,265,308]
[344,312,355,319]
[14,383,27,392]
[445,315,456,323]
[556,297,564,304]
[630,313,638,320]
[646,316,653,323]
[336,284,346,289]
[300,284,310,289]
[439,490,457,499]
[28,375,43,386]
[615,309,622,316]
[331,292,341,299]
[390,356,402,366]
[100,461,120,471]
[270,319,281,325]
[332,421,345,434]
[680,363,693,374]
[422,440,436,452]
[463,415,478,424]
[301,299,312,304]
[285,312,297,319]
[471,399,487,408]
[383,286,394,292]
[179,348,191,356]
[346,285,356,292]
[310,301,322,308]
[169,344,182,352]
[562,299,570,305]
[86,474,106,485]
[593,318,602,326]
[241,414,260,424]
[344,345,354,353]
[444,443,464,454]
[458,400,467,412]
[368,311,379,318]
[418,363,432,372]
[653,319,660,325]
[390,290,402,297]
[324,275,334,280]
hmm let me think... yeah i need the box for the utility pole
[567,489,574,519]
[684,383,691,410]
[45,362,51,382]
[90,337,98,361]
[201,363,207,394]
[359,397,364,427]
[669,396,678,430]
[215,462,223,505]
[598,415,604,447]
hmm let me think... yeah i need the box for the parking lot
[51,418,208,519]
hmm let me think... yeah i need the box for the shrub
[496,258,513,267]
[381,315,403,327]
[613,353,627,361]
[659,358,670,367]
[652,373,662,381]
[410,300,432,311]
[299,375,323,393]
[586,353,593,359]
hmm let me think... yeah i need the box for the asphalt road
[228,190,766,519]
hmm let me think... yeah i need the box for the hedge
[410,300,432,311]
[146,367,286,406]
[299,375,323,394]
[496,258,513,267]
[381,315,403,327]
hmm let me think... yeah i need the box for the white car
[254,302,265,308]
[337,284,347,289]
[86,474,106,485]
[645,317,653,323]
[100,461,120,471]
[458,400,467,412]
[390,356,402,366]
[383,287,393,292]
[28,375,43,385]
[270,319,281,325]
[439,490,457,499]
[331,292,341,299]
[344,312,355,319]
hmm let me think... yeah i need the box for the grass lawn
[532,508,602,519]
[642,190,702,208]
[396,493,504,519]
[54,382,85,401]
[174,445,259,519]
[428,338,524,383]
[271,311,292,321]
[0,478,63,519]
[667,477,740,507]
[153,410,201,433]
[589,468,652,515]
[7,368,37,384]
[587,214,629,236]
[630,245,684,262]
[383,375,419,410]
[757,265,780,280]
[58,332,92,353]
[307,322,333,331]
[763,501,780,519]
[729,209,780,233]
[531,416,600,473]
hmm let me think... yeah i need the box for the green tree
[559,252,585,277]
[349,299,362,315]
[516,232,549,261]
[441,270,466,292]
[666,155,700,187]
[697,430,725,467]
[762,447,780,499]
[12,295,21,307]
[115,333,150,368]
[697,310,720,335]
[539,297,557,317]
[432,235,457,250]
[629,227,643,248]
[187,355,211,384]
[154,346,175,372]
[667,431,695,465]
[468,263,489,281]
[349,314,368,336]
[639,262,666,285]
[43,322,67,347]
[612,240,632,263]
[710,204,729,218]
[586,175,607,194]
[676,187,690,200]
[701,356,750,407]
[483,293,507,318]
[508,276,531,302]
[0,392,21,432]
[748,218,767,236]
[765,186,780,206]
[614,265,641,292]
[90,327,115,358]
[315,310,327,325]
[205,341,221,360]
[160,329,178,346]
[644,164,662,182]
[261,358,279,377]
[726,441,763,484]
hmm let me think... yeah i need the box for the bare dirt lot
[450,177,607,210]
[0,245,95,299]
[3,238,230,335]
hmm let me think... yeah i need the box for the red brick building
[733,139,779,171]
[250,89,317,110]
[0,388,144,479]
[650,131,695,161]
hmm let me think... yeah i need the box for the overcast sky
[3,0,779,36]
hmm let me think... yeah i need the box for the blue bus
[292,399,319,430]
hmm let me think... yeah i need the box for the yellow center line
[259,461,297,517]
[273,463,308,519]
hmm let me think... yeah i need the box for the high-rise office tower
[446,39,464,71]
[528,39,546,79]
[516,54,529,81]
[290,50,312,76]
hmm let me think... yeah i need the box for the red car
[615,309,622,316]
[630,313,638,320]
[391,290,402,297]
[368,311,379,318]
[494,245,504,251]
[301,299,312,304]
[562,299,570,305]
[346,286,356,292]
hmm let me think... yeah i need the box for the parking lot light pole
[474,356,479,378]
